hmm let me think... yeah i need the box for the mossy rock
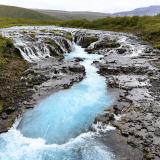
[0,35,21,57]
[29,33,36,39]
[40,29,48,33]
[94,39,120,49]
[77,36,99,48]
[66,32,73,41]
[156,63,160,69]
[50,30,63,36]
[44,38,64,57]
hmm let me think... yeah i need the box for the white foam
[92,122,115,134]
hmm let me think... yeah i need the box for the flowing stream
[0,44,115,160]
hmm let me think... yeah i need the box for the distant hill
[35,5,160,20]
[0,5,160,21]
[114,5,160,16]
[0,5,56,20]
[34,9,110,20]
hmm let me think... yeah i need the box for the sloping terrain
[0,5,56,20]
[0,4,160,21]
[34,9,110,20]
[35,5,160,20]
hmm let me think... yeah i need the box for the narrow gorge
[0,26,160,160]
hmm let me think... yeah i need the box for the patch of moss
[0,101,4,114]
[66,32,73,41]
[154,43,160,50]
[29,33,36,39]
[156,63,160,69]
[44,38,64,57]
[40,29,47,33]
[0,35,28,115]
[50,30,62,36]
[0,56,6,69]
[79,36,98,48]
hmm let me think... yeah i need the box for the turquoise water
[0,45,115,160]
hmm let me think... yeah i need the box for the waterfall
[1,27,74,62]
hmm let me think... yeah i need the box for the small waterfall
[16,43,51,62]
[1,27,74,62]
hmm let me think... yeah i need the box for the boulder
[93,39,120,50]
[75,35,98,48]
[68,65,85,73]
[154,128,160,137]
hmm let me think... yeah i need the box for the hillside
[35,5,160,20]
[34,9,110,20]
[114,5,160,16]
[0,5,160,21]
[0,5,56,20]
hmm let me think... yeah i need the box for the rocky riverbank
[0,28,85,133]
[74,30,160,159]
[1,26,160,159]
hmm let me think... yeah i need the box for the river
[0,44,115,160]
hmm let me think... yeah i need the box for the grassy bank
[0,18,59,28]
[0,35,28,114]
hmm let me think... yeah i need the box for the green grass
[0,36,13,68]
[0,35,28,114]
[0,18,59,28]
[0,5,56,20]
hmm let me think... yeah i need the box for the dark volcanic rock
[74,33,98,48]
[116,48,127,54]
[68,65,85,73]
[93,39,120,50]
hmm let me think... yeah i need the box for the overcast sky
[0,0,160,13]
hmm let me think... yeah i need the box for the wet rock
[107,77,119,88]
[75,34,98,48]
[144,47,153,53]
[5,106,16,114]
[113,102,130,114]
[154,129,160,137]
[74,57,84,62]
[116,48,127,54]
[68,65,85,73]
[127,137,138,147]
[1,113,8,120]
[94,39,120,50]
[85,39,120,53]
